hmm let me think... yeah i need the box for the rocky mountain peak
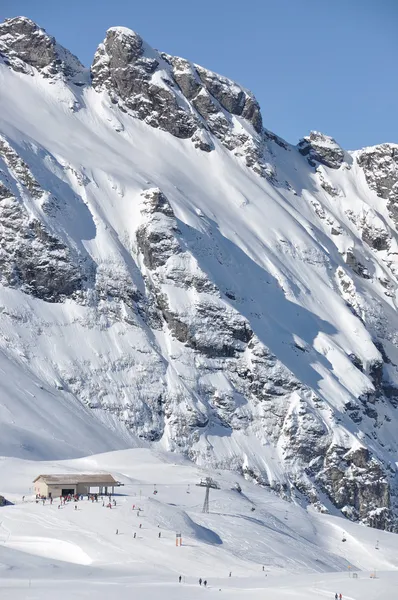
[298,130,345,169]
[0,16,87,83]
[91,24,268,174]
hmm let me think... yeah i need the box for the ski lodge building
[33,473,120,498]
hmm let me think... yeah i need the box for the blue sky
[1,0,396,149]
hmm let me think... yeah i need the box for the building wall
[34,480,116,497]
[47,485,73,498]
[34,481,48,497]
[76,483,115,495]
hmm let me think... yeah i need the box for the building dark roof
[33,473,119,485]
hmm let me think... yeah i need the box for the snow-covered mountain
[1,16,398,531]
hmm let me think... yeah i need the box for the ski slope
[0,448,397,599]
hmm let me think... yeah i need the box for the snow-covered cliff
[1,16,398,530]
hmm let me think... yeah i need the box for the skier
[158,532,161,538]
[229,572,231,577]
[335,594,338,600]
[199,578,202,586]
[22,495,25,502]
[204,580,207,587]
[134,532,136,538]
[339,595,342,600]
[139,523,142,529]
[74,505,77,510]
[262,566,265,572]
[179,576,182,583]
[116,529,118,535]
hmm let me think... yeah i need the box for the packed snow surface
[0,448,397,599]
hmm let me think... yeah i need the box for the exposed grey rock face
[0,16,87,82]
[0,183,83,301]
[298,131,345,169]
[0,136,42,198]
[357,144,398,199]
[357,144,398,226]
[136,188,253,357]
[91,28,270,175]
[195,64,262,133]
[319,446,393,530]
[91,28,197,139]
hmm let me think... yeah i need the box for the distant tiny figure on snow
[339,595,342,600]
[262,566,265,572]
[116,529,118,535]
[134,532,136,538]
[139,524,142,529]
[229,572,231,577]
[199,578,202,586]
[74,505,77,510]
[335,594,338,600]
[204,580,207,587]
[22,496,25,502]
[158,532,161,538]
[179,575,182,583]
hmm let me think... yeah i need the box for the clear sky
[1,0,397,150]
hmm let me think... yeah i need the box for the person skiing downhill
[199,579,202,586]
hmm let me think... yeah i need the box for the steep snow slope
[1,17,398,530]
[0,448,397,599]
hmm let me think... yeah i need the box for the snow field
[0,448,397,598]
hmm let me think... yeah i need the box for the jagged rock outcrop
[0,16,87,82]
[357,144,398,227]
[91,28,197,140]
[0,182,83,301]
[136,188,253,357]
[298,131,345,169]
[319,446,393,530]
[91,27,268,174]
